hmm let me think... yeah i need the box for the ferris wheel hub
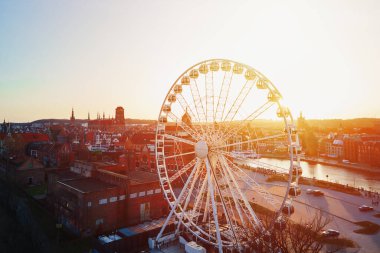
[195,140,208,159]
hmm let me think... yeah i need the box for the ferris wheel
[153,59,302,252]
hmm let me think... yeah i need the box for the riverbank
[240,163,368,196]
[266,173,362,196]
[261,154,380,174]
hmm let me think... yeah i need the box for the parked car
[312,190,324,196]
[321,229,340,237]
[358,205,374,212]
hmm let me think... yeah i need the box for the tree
[255,211,346,253]
[300,129,318,157]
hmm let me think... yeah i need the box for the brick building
[55,177,124,235]
[343,135,380,167]
[47,160,167,236]
[11,157,45,186]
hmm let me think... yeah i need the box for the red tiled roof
[130,132,155,145]
[86,132,95,141]
[15,133,49,143]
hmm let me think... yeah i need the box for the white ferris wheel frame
[154,59,302,252]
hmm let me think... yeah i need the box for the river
[245,158,380,192]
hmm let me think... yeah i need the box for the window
[119,195,126,200]
[147,190,153,195]
[110,197,117,203]
[87,201,92,207]
[99,198,107,205]
[155,188,161,194]
[130,193,137,199]
[96,218,104,225]
[139,191,146,197]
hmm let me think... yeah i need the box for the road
[240,171,380,253]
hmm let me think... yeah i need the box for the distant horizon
[1,1,380,122]
[4,116,380,124]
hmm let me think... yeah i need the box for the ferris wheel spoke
[225,158,281,209]
[156,156,200,241]
[212,133,286,150]
[169,158,197,183]
[172,141,185,183]
[205,72,215,123]
[164,134,196,146]
[248,159,290,174]
[215,71,233,122]
[216,149,289,174]
[190,167,208,218]
[176,93,199,122]
[223,101,275,140]
[167,112,201,140]
[176,159,204,226]
[175,166,222,245]
[165,151,195,159]
[190,79,207,123]
[223,78,257,123]
[218,155,263,229]
[171,158,199,208]
[205,157,223,253]
[213,160,243,246]
[218,155,252,226]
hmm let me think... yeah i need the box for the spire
[103,112,105,120]
[70,108,75,121]
[88,112,90,120]
[182,108,192,126]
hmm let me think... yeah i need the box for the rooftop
[130,132,155,145]
[128,170,159,185]
[58,177,117,193]
[48,169,84,181]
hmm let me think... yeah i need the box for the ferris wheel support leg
[151,207,175,249]
[155,158,200,246]
[205,157,224,253]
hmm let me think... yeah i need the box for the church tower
[182,108,192,126]
[70,108,75,125]
[115,106,125,125]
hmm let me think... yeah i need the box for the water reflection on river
[246,158,380,192]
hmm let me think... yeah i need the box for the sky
[0,0,379,122]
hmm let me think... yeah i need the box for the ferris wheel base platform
[149,234,206,253]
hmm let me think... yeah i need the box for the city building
[46,160,167,236]
[115,106,125,126]
[88,106,126,131]
[343,135,380,167]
